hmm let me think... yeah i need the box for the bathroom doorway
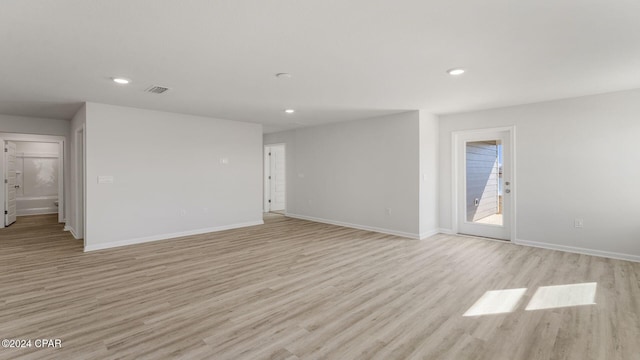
[0,133,65,229]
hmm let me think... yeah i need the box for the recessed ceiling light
[112,77,130,84]
[276,73,292,79]
[447,68,465,76]
[284,109,295,114]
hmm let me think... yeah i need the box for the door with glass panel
[457,130,512,240]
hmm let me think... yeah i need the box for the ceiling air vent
[145,85,170,94]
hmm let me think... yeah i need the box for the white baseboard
[419,229,440,240]
[64,225,81,240]
[84,220,264,252]
[515,238,640,263]
[18,208,58,216]
[285,213,420,239]
[438,228,455,235]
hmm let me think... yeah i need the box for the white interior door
[457,129,512,240]
[269,145,286,211]
[5,141,17,226]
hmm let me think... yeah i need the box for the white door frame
[0,136,4,228]
[0,133,66,229]
[74,125,86,244]
[451,126,516,241]
[264,143,286,213]
[4,141,17,226]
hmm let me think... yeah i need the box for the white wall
[84,103,263,250]
[14,141,60,198]
[265,111,422,238]
[439,89,640,260]
[0,114,69,137]
[419,112,439,238]
[0,114,70,222]
[15,142,59,154]
[13,141,60,216]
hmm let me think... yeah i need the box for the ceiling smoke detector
[145,85,170,94]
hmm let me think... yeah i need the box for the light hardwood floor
[1,214,639,360]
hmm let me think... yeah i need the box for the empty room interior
[1,1,639,359]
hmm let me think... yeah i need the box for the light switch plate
[97,175,114,184]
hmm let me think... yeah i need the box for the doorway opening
[453,127,515,241]
[0,133,65,229]
[264,144,286,214]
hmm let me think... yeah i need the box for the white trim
[0,136,4,229]
[450,131,455,234]
[515,238,640,263]
[263,145,271,212]
[0,134,65,142]
[286,213,420,239]
[17,208,58,216]
[16,152,59,158]
[64,225,81,239]
[451,126,516,240]
[511,127,517,242]
[438,228,455,234]
[73,125,86,247]
[15,195,58,201]
[58,140,65,223]
[437,231,640,263]
[83,220,264,252]
[419,229,440,240]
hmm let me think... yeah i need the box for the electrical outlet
[179,209,187,216]
[574,218,584,228]
[385,208,392,215]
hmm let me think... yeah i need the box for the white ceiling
[2,0,640,133]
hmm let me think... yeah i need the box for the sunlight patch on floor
[463,288,527,317]
[464,283,597,317]
[525,282,597,311]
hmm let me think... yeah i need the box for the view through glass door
[457,129,512,240]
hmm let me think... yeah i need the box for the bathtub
[16,195,59,216]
